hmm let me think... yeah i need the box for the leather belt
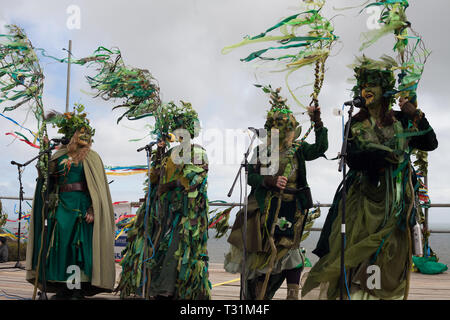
[60,182,88,193]
[282,186,309,195]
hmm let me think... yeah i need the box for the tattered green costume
[303,112,438,300]
[25,149,116,294]
[225,126,328,299]
[117,143,211,299]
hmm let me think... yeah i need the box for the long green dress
[302,111,438,300]
[32,155,93,286]
[26,148,116,294]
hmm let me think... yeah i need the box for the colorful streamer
[104,165,148,176]
[0,25,50,195]
[359,0,430,103]
[222,0,338,108]
[0,112,39,140]
[5,132,39,148]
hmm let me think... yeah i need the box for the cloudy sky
[1,0,449,230]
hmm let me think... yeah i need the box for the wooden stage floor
[0,262,449,300]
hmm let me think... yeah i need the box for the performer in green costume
[116,101,211,300]
[25,105,116,299]
[224,87,328,300]
[302,56,438,300]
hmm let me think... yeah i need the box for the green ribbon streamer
[250,10,318,40]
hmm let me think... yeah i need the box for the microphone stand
[8,141,61,299]
[0,163,26,270]
[137,140,156,299]
[227,129,258,300]
[337,102,355,300]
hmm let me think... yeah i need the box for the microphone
[137,133,176,152]
[137,140,158,152]
[51,137,70,145]
[343,96,366,108]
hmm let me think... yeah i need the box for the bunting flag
[0,203,31,240]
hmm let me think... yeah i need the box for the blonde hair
[65,129,92,164]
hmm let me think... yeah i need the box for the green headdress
[350,55,397,107]
[46,103,95,139]
[260,85,299,133]
[159,100,199,139]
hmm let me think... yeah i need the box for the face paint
[361,85,383,109]
[77,127,92,146]
[268,112,298,148]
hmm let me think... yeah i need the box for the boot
[70,289,85,300]
[286,283,299,300]
[50,288,73,300]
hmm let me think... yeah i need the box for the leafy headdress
[46,103,95,140]
[261,85,299,134]
[165,100,200,139]
[350,55,398,108]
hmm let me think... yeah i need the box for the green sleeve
[300,126,328,161]
[248,163,264,189]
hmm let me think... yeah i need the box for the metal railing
[1,196,448,233]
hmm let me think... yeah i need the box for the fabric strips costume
[116,102,211,299]
[77,46,211,299]
[302,56,438,300]
[221,0,335,300]
[358,0,441,272]
[224,87,328,300]
[25,106,116,299]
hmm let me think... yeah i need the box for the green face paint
[362,85,383,109]
[351,56,397,108]
[77,126,92,146]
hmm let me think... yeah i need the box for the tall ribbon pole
[65,40,72,113]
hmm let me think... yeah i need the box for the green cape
[25,148,116,292]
